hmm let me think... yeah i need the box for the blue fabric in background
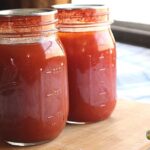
[117,42,150,103]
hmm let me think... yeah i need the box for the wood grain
[0,100,150,150]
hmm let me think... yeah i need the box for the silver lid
[52,4,107,10]
[0,8,57,17]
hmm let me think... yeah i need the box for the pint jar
[53,4,116,124]
[0,9,68,146]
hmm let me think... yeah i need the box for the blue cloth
[117,42,150,103]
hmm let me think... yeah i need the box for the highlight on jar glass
[53,4,116,124]
[0,9,69,146]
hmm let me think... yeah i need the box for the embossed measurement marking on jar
[98,68,106,71]
[99,55,106,71]
[46,88,62,97]
[47,111,64,127]
[99,55,105,59]
[46,62,64,74]
[99,91,106,95]
[92,55,106,72]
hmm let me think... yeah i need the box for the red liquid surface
[0,40,68,143]
[59,29,116,122]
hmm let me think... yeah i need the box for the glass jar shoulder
[58,28,115,54]
[0,36,66,59]
[43,36,66,59]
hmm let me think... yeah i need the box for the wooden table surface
[0,100,150,150]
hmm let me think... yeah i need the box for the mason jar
[53,4,116,124]
[0,9,68,146]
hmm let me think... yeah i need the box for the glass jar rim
[52,4,107,10]
[0,8,57,17]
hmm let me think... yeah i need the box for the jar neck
[0,33,57,44]
[0,20,57,44]
[58,23,111,32]
[0,18,57,37]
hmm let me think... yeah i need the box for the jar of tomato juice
[0,9,68,146]
[53,4,116,124]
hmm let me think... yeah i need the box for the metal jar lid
[0,8,58,34]
[52,4,109,24]
[0,8,57,17]
[52,4,107,10]
[0,8,58,25]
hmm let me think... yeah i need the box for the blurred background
[0,0,150,102]
[0,0,149,24]
[0,0,71,9]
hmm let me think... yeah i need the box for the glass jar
[0,9,68,146]
[53,4,116,124]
